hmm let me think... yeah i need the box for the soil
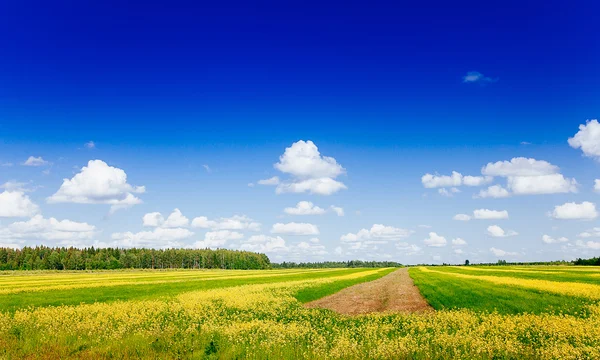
[304,268,433,315]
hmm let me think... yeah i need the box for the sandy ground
[304,268,433,315]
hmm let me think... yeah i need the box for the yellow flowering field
[2,266,600,359]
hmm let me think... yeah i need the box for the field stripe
[419,267,600,300]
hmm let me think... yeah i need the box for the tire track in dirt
[304,268,433,315]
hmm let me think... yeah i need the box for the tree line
[271,260,403,268]
[0,246,271,270]
[573,257,600,266]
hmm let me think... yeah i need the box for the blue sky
[0,0,599,264]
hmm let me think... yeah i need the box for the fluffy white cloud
[595,180,600,193]
[191,215,261,231]
[0,215,96,246]
[576,240,600,250]
[258,176,280,185]
[194,230,243,249]
[454,249,464,255]
[542,235,569,244]
[550,202,598,220]
[421,172,491,188]
[479,158,577,196]
[330,205,344,216]
[507,174,577,195]
[143,212,164,227]
[473,209,509,220]
[0,191,40,217]
[47,160,145,213]
[295,238,328,256]
[271,222,319,235]
[23,156,49,166]
[568,119,600,160]
[111,227,194,248]
[275,140,345,179]
[438,187,461,197]
[423,232,447,247]
[396,243,422,255]
[463,175,493,186]
[275,177,347,196]
[490,247,518,257]
[341,224,413,243]
[262,140,346,196]
[85,141,96,149]
[463,71,496,84]
[453,214,471,221]
[452,238,467,246]
[476,185,510,198]
[284,201,326,215]
[240,235,288,253]
[482,157,558,177]
[487,225,518,237]
[579,228,600,238]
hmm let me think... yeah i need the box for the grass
[293,267,397,303]
[0,268,377,312]
[3,266,600,359]
[409,266,598,315]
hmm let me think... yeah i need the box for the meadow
[1,266,600,359]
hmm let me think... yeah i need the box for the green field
[2,266,600,359]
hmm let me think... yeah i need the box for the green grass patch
[293,267,397,303]
[0,268,372,312]
[409,267,595,316]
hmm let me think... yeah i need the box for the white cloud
[341,224,413,243]
[264,140,346,196]
[284,201,326,215]
[1,162,13,167]
[453,214,471,221]
[452,238,467,246]
[421,172,491,189]
[473,209,509,220]
[423,232,447,247]
[551,202,598,220]
[275,177,347,196]
[330,205,344,216]
[275,140,345,179]
[142,209,189,228]
[23,156,49,166]
[463,71,497,84]
[295,238,328,256]
[463,176,493,186]
[397,244,422,255]
[568,119,600,160]
[47,160,145,213]
[191,215,261,231]
[487,225,518,237]
[579,228,600,238]
[476,185,510,198]
[507,174,577,195]
[482,157,559,177]
[202,164,211,173]
[0,191,40,217]
[334,246,343,255]
[240,235,288,253]
[111,227,194,248]
[576,240,600,250]
[84,141,96,149]
[271,222,319,235]
[454,249,464,255]
[438,187,461,197]
[490,247,518,257]
[258,176,280,185]
[0,215,96,246]
[143,212,164,227]
[542,235,569,244]
[194,230,243,249]
[595,180,600,193]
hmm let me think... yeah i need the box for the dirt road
[304,268,433,315]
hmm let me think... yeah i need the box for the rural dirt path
[304,268,433,315]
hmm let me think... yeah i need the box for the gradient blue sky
[0,0,598,264]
